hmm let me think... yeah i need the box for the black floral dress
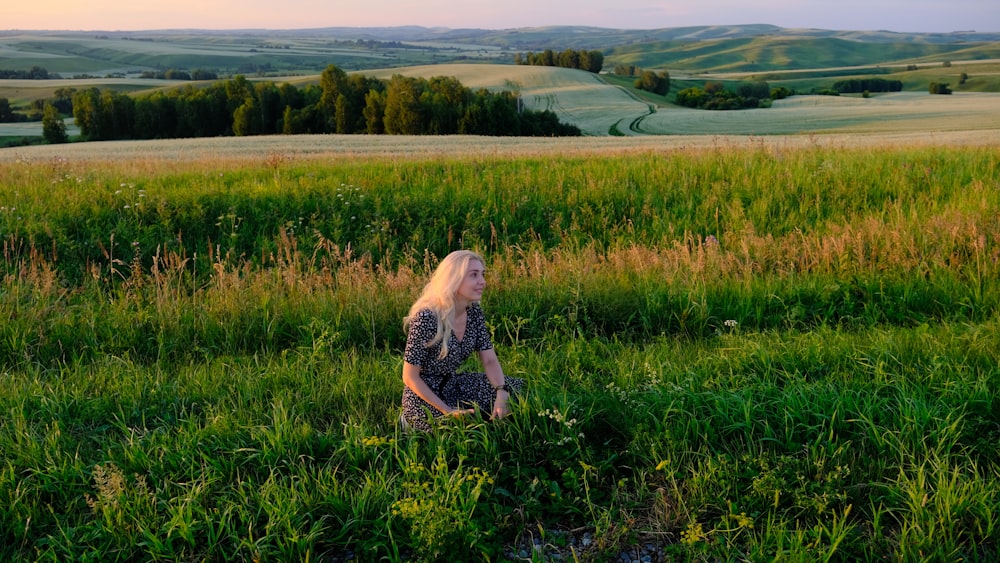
[401,303,524,431]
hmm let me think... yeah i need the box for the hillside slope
[3,25,999,76]
[606,37,1000,72]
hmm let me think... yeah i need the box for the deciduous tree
[0,98,14,122]
[42,103,68,144]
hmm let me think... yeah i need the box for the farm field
[0,30,503,76]
[3,128,1000,164]
[0,77,183,103]
[636,92,1000,135]
[1,137,999,561]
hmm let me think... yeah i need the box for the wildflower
[732,512,754,529]
[362,435,395,447]
[680,522,705,545]
[724,319,738,328]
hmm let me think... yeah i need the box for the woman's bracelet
[493,383,510,393]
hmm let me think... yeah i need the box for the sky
[6,0,998,34]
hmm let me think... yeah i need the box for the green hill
[606,36,1000,73]
[3,25,999,78]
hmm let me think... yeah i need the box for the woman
[401,250,524,431]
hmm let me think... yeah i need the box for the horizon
[3,23,998,35]
[5,0,998,35]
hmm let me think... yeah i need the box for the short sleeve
[403,309,437,366]
[470,303,493,352]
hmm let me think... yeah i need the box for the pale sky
[5,0,997,34]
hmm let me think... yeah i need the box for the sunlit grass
[1,141,998,560]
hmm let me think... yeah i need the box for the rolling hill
[605,36,1000,73]
[2,25,999,77]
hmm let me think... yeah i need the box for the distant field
[4,128,1000,165]
[636,92,1000,135]
[0,77,179,106]
[0,118,78,139]
[0,30,508,75]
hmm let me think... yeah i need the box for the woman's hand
[492,391,510,420]
[448,408,476,418]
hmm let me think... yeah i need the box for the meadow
[1,136,999,561]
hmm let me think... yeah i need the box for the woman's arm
[479,348,510,419]
[402,361,473,417]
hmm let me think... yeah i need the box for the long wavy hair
[404,250,484,358]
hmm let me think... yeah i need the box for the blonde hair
[404,250,484,358]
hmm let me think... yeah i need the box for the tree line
[0,66,54,79]
[513,49,604,73]
[610,65,671,96]
[832,78,903,94]
[138,69,220,80]
[928,82,953,95]
[675,80,778,110]
[66,65,580,142]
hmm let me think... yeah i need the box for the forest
[65,64,581,142]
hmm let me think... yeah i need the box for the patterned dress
[401,303,524,431]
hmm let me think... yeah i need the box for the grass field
[635,92,1000,135]
[1,135,999,561]
[3,128,1000,164]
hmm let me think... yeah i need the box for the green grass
[1,143,999,560]
[0,135,42,148]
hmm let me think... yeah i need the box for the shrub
[929,82,953,95]
[635,70,671,96]
[675,81,764,110]
[770,86,793,100]
[832,78,903,94]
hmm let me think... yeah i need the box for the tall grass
[1,143,998,560]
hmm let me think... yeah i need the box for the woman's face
[455,259,486,305]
